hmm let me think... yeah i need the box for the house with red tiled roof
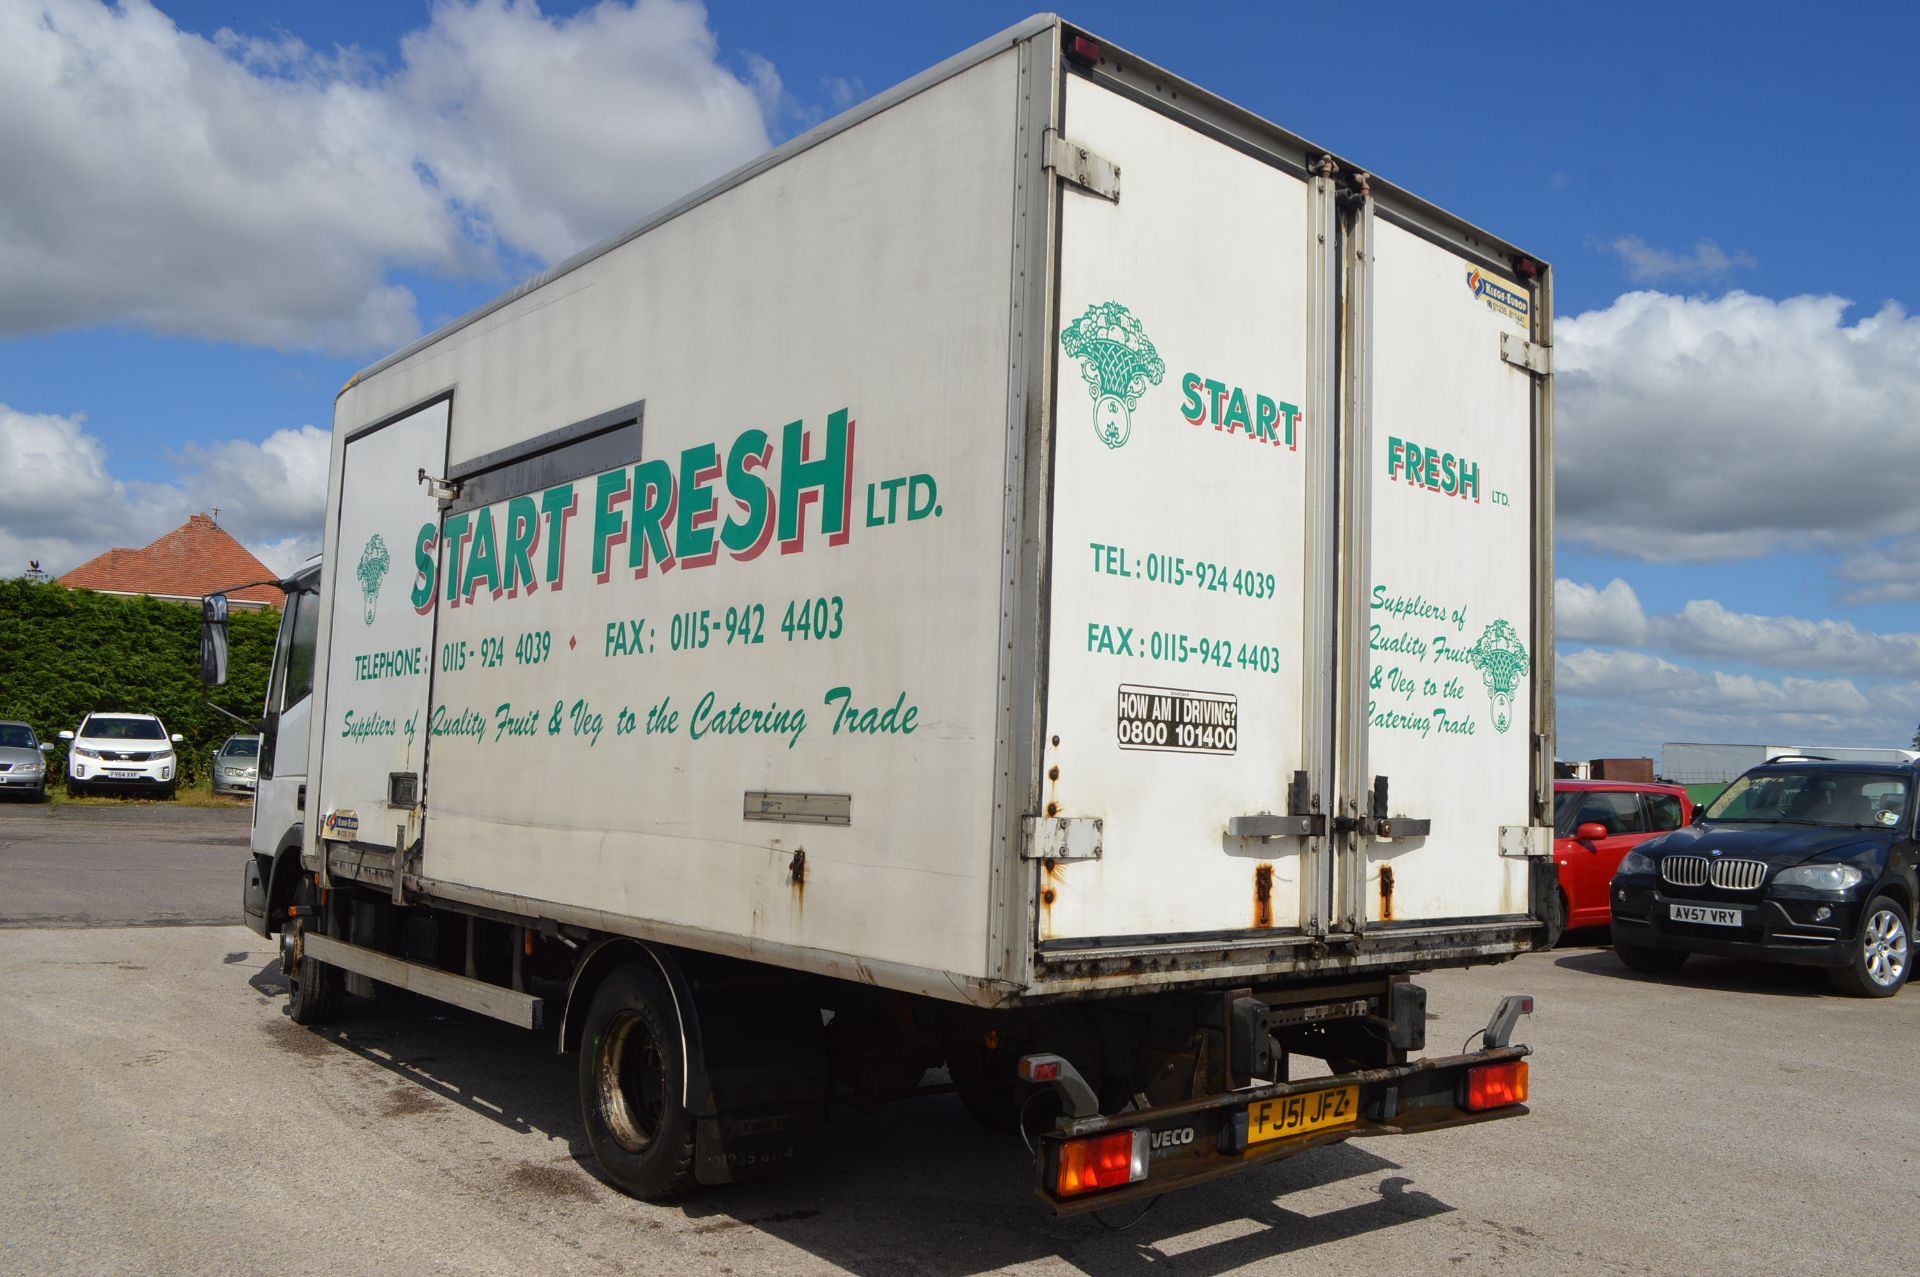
[59,514,283,609]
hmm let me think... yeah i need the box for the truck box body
[309,16,1555,1011]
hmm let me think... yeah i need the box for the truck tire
[1533,889,1567,951]
[1613,941,1687,974]
[1829,895,1910,998]
[287,927,341,1025]
[578,964,696,1199]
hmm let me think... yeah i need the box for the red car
[1553,779,1694,934]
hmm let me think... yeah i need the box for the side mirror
[38,742,51,753]
[169,734,183,744]
[201,594,230,687]
[1576,821,1609,842]
[58,730,74,741]
[1691,805,1709,824]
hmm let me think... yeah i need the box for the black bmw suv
[1610,759,1916,998]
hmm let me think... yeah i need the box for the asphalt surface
[0,801,249,927]
[3,805,1918,1274]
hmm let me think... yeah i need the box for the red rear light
[1466,1061,1529,1111]
[1053,1130,1149,1198]
[1019,1056,1062,1082]
[1067,35,1101,64]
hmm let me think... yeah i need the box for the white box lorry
[214,15,1556,1212]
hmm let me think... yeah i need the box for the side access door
[1034,71,1338,948]
[312,396,450,867]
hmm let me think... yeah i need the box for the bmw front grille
[1662,855,1767,891]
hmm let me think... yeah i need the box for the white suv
[61,713,182,798]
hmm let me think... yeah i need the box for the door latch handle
[1229,813,1326,840]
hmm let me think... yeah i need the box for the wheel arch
[262,824,305,935]
[1869,876,1913,921]
[560,938,710,1113]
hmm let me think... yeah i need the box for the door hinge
[1499,331,1553,375]
[418,468,461,504]
[1044,130,1121,202]
[1024,816,1103,860]
[1500,825,1555,859]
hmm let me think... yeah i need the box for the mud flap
[1529,858,1562,950]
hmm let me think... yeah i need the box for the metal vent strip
[1662,856,1707,887]
[1710,859,1767,891]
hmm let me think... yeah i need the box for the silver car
[212,734,261,796]
[0,721,50,801]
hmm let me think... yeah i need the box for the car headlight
[18,761,43,775]
[72,746,99,759]
[1773,864,1866,891]
[1617,850,1657,877]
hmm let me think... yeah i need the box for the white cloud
[1557,647,1870,715]
[1557,577,1920,676]
[1556,290,1920,560]
[1651,598,1920,678]
[1554,577,1648,645]
[1554,646,1899,761]
[392,0,777,263]
[1837,537,1920,604]
[1605,236,1756,284]
[0,404,328,580]
[0,0,775,353]
[823,75,865,110]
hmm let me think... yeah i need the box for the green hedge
[0,580,279,785]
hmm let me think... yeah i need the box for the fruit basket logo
[357,534,391,626]
[1060,301,1165,450]
[1467,619,1529,734]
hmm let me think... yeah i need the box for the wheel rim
[1862,907,1909,987]
[597,1010,667,1153]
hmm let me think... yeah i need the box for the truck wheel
[1830,896,1910,998]
[1533,889,1567,951]
[1613,941,1687,974]
[287,930,341,1026]
[578,964,696,1199]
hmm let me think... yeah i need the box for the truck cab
[206,560,321,938]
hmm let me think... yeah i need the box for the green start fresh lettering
[1060,301,1166,450]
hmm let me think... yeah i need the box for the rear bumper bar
[1033,1045,1530,1215]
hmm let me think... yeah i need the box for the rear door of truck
[1035,56,1549,959]
[1036,70,1334,949]
[1343,211,1545,933]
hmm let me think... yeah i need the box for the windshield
[1553,790,1581,833]
[0,724,37,749]
[80,716,165,741]
[221,738,260,758]
[1704,769,1908,829]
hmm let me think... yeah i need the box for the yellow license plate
[1246,1085,1360,1145]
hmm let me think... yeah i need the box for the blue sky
[5,0,1920,765]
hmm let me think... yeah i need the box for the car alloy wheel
[1832,895,1911,998]
[1861,904,1909,989]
